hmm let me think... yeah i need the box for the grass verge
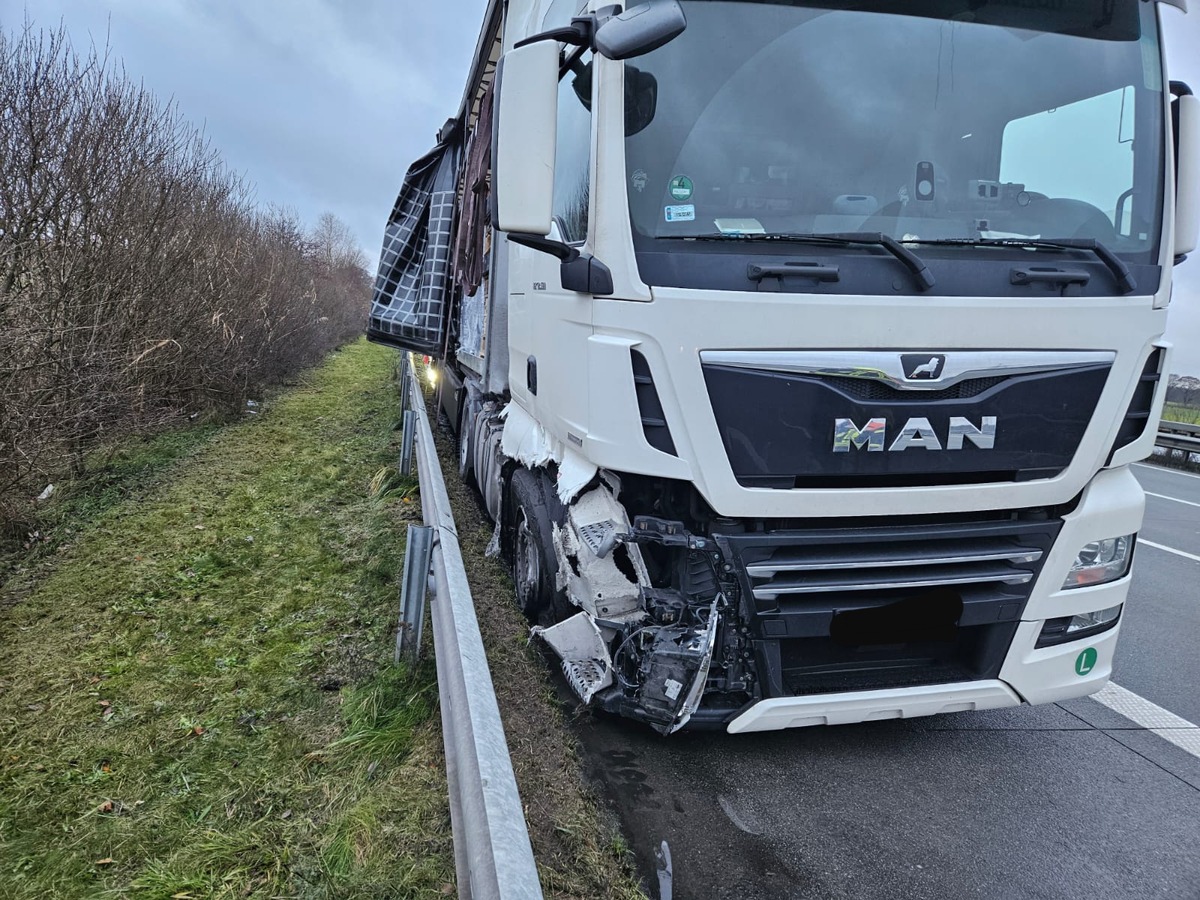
[1162,402,1200,426]
[0,339,454,898]
[1,423,223,591]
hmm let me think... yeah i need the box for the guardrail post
[399,410,417,476]
[399,353,412,413]
[396,524,434,663]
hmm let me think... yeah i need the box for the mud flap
[532,612,614,704]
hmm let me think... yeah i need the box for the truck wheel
[456,401,475,488]
[509,468,560,623]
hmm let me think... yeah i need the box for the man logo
[902,354,946,380]
[833,416,997,452]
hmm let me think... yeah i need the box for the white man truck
[369,0,1199,734]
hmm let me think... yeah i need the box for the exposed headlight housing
[1061,535,1135,590]
[1037,604,1123,648]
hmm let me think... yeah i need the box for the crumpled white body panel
[500,402,598,504]
[532,612,614,703]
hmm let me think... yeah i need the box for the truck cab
[369,0,1199,733]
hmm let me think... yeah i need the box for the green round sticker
[669,175,694,201]
[1075,647,1098,677]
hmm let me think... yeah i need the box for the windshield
[624,0,1165,263]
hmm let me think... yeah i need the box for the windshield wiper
[678,231,936,291]
[907,237,1136,295]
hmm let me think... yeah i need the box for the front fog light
[1037,604,1123,648]
[1065,605,1122,634]
[1062,535,1134,589]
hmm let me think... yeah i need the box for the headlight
[1061,535,1134,589]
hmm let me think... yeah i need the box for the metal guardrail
[1157,420,1200,455]
[396,354,544,900]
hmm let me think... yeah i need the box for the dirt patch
[431,414,648,900]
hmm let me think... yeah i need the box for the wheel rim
[514,509,540,611]
[458,416,470,473]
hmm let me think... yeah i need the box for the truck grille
[745,535,1043,602]
[713,516,1062,696]
[720,519,1057,609]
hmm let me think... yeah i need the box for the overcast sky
[2,0,1198,373]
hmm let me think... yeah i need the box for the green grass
[0,339,453,898]
[1,423,224,579]
[1163,402,1200,426]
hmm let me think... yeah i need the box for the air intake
[631,350,677,456]
[1108,348,1163,461]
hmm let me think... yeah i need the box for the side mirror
[593,0,687,61]
[624,67,658,137]
[1173,83,1199,260]
[571,62,658,137]
[517,1,686,61]
[493,41,559,235]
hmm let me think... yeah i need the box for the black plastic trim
[1107,348,1163,462]
[631,349,678,456]
[703,361,1110,487]
[1035,607,1123,648]
[634,244,1161,298]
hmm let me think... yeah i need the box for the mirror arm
[515,7,622,51]
[508,233,579,262]
[514,22,592,50]
[562,254,615,295]
[506,233,614,296]
[563,46,589,79]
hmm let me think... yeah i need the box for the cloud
[12,0,487,260]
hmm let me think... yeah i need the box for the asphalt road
[573,460,1200,900]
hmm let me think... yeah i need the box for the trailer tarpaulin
[367,136,462,354]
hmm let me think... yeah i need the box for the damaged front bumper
[529,474,1099,735]
[531,479,747,734]
[538,604,720,735]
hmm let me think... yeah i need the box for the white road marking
[1140,539,1200,564]
[1135,461,1200,483]
[1093,682,1200,760]
[1144,490,1200,509]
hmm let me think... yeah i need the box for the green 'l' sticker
[1075,647,1098,677]
[669,175,693,201]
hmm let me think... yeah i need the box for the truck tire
[509,468,561,623]
[456,401,475,488]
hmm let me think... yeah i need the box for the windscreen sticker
[631,169,648,193]
[714,217,765,235]
[668,175,694,202]
[665,204,695,223]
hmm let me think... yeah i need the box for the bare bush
[0,24,369,529]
